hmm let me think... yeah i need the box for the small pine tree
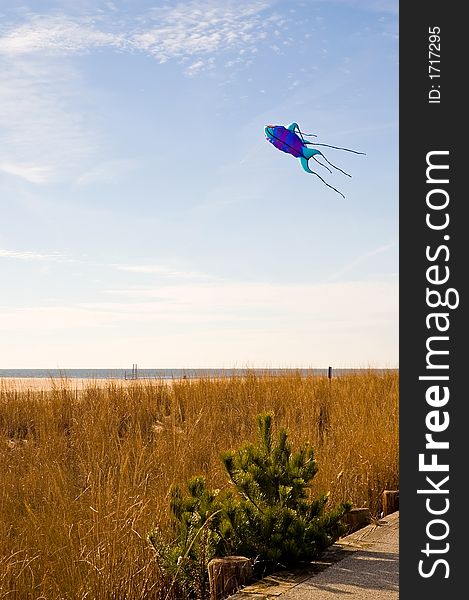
[220,413,351,568]
[149,476,226,599]
[148,413,351,596]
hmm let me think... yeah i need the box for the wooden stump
[208,556,253,600]
[341,508,372,533]
[382,490,399,516]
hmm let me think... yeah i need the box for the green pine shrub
[148,477,225,599]
[220,413,351,571]
[149,412,351,598]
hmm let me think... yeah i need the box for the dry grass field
[0,371,398,599]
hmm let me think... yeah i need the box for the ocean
[0,368,396,380]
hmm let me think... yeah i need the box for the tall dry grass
[0,371,398,599]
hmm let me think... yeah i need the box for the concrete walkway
[231,511,399,599]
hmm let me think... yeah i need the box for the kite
[264,122,365,198]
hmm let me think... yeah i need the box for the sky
[0,0,398,369]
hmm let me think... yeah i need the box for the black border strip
[400,3,465,598]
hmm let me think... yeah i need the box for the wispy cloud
[0,247,209,280]
[0,2,280,68]
[131,1,274,68]
[0,161,53,184]
[1,279,398,328]
[327,241,397,281]
[99,279,398,323]
[113,263,209,279]
[0,278,398,367]
[0,53,99,184]
[0,1,283,184]
[0,248,70,261]
[0,14,126,56]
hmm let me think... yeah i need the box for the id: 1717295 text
[428,26,441,104]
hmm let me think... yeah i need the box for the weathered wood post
[341,507,372,533]
[208,556,253,600]
[382,490,399,516]
[328,366,332,380]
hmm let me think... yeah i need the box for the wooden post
[382,490,399,516]
[328,366,332,380]
[341,507,372,533]
[208,556,253,600]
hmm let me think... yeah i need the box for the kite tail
[307,142,366,155]
[297,128,317,138]
[300,156,345,198]
[321,155,352,178]
[311,156,332,175]
[312,171,346,199]
[305,146,352,177]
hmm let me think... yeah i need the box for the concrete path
[231,511,399,600]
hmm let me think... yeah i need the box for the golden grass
[0,371,398,599]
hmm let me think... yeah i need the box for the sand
[0,377,177,392]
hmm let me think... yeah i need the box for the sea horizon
[0,367,398,380]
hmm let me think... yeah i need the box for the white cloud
[0,54,99,184]
[5,279,397,327]
[0,280,398,329]
[0,247,208,278]
[185,58,214,76]
[0,14,125,56]
[0,2,283,184]
[98,280,397,321]
[113,264,209,279]
[0,279,398,367]
[0,3,277,67]
[131,1,272,67]
[0,161,53,184]
[0,248,70,261]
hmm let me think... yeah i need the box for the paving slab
[230,511,399,600]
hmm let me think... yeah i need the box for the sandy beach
[0,377,177,392]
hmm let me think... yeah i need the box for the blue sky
[0,0,398,369]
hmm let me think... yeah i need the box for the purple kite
[265,122,365,198]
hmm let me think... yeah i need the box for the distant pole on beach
[328,366,332,380]
[127,364,138,380]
